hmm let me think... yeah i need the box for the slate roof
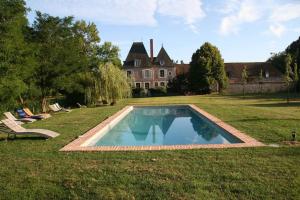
[123,42,174,68]
[128,42,148,54]
[154,47,173,67]
[225,62,283,83]
[175,62,284,82]
[123,42,151,68]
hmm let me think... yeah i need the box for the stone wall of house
[225,82,288,94]
[125,66,176,88]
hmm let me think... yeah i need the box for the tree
[189,55,211,93]
[0,0,34,112]
[268,52,286,73]
[189,42,227,94]
[241,66,248,97]
[97,42,122,68]
[96,63,131,104]
[284,54,292,103]
[268,36,300,93]
[286,36,300,69]
[68,20,101,106]
[259,68,264,94]
[167,74,189,94]
[297,62,300,91]
[293,62,298,92]
[31,12,91,111]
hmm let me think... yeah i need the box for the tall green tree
[284,54,293,103]
[241,66,248,97]
[97,42,122,68]
[59,21,124,106]
[31,12,87,111]
[0,0,34,111]
[189,42,227,94]
[268,36,300,92]
[68,20,101,106]
[293,62,298,92]
[259,68,264,94]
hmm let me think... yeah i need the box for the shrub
[167,74,189,94]
[132,88,147,97]
[149,87,167,97]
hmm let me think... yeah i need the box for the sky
[25,0,300,63]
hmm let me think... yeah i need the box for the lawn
[0,94,299,199]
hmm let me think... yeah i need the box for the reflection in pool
[90,106,242,147]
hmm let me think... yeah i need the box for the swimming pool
[61,105,263,151]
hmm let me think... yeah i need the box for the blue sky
[25,0,300,63]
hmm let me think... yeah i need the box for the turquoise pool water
[92,106,242,146]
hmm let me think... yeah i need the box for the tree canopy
[0,0,34,111]
[189,42,227,93]
[268,36,300,91]
[0,0,130,112]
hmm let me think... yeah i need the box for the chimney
[150,39,154,62]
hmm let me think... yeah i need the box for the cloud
[268,3,300,37]
[270,3,300,22]
[269,23,286,37]
[26,0,205,32]
[157,0,205,33]
[218,0,240,14]
[27,0,158,26]
[219,0,300,37]
[220,0,263,35]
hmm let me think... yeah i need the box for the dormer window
[134,59,141,67]
[160,60,165,66]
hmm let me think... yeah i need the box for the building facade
[176,62,286,94]
[123,39,286,93]
[123,39,176,89]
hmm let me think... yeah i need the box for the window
[265,71,269,78]
[127,70,132,77]
[226,72,231,78]
[154,82,158,87]
[145,82,150,89]
[134,59,141,67]
[160,82,165,87]
[168,71,172,76]
[135,82,140,88]
[144,69,152,78]
[159,69,165,78]
[160,60,165,66]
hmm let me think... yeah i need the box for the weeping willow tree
[96,63,131,104]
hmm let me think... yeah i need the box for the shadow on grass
[0,135,47,142]
[221,93,300,100]
[226,118,300,123]
[251,102,300,108]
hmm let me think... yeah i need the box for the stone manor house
[123,39,286,93]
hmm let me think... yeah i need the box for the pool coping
[60,104,264,151]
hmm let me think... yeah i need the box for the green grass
[0,94,299,199]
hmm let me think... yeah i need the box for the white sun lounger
[0,119,60,139]
[49,104,60,112]
[55,103,71,112]
[3,112,36,124]
[49,103,71,112]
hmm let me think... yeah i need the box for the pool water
[90,106,242,147]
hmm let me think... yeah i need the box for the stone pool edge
[60,104,264,152]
